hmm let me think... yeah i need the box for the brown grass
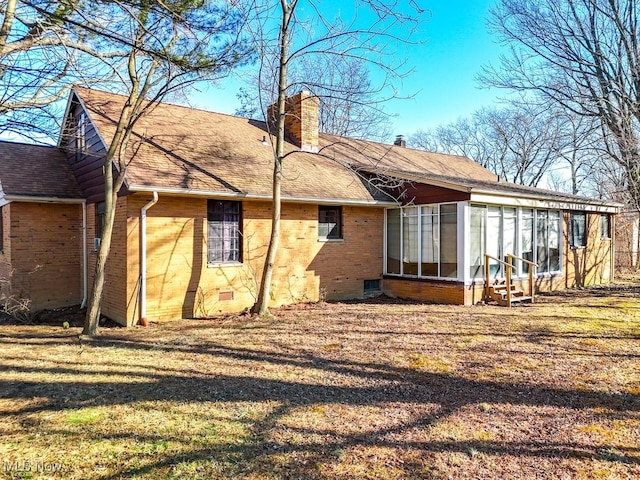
[0,282,639,479]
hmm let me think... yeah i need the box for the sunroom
[381,177,618,305]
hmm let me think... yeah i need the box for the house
[0,87,619,325]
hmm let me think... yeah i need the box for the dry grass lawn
[0,282,639,479]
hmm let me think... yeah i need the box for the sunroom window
[469,206,561,279]
[385,204,458,279]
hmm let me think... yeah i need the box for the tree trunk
[82,193,116,335]
[82,88,135,335]
[252,159,282,316]
[251,0,292,316]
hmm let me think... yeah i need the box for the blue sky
[189,0,505,139]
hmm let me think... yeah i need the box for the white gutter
[80,201,88,308]
[1,195,85,205]
[469,192,620,213]
[128,185,397,207]
[139,191,159,325]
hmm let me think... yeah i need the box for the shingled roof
[73,87,394,204]
[0,140,83,200]
[72,87,507,205]
[71,87,618,210]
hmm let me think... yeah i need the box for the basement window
[318,206,342,240]
[364,279,381,295]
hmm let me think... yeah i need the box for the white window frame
[384,202,461,281]
[466,204,563,281]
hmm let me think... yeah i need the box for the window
[75,112,86,163]
[548,211,561,272]
[421,206,439,276]
[95,202,105,239]
[402,208,419,274]
[386,209,401,274]
[536,210,560,273]
[469,205,486,278]
[521,209,534,274]
[601,214,611,239]
[207,200,241,263]
[318,206,342,240]
[385,203,458,279]
[439,204,458,278]
[469,207,561,278]
[570,212,587,248]
[364,279,381,293]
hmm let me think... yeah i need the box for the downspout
[140,192,159,325]
[80,200,88,308]
[611,214,616,283]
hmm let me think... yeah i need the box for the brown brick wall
[384,277,466,305]
[120,195,383,324]
[86,198,129,324]
[0,205,13,300]
[4,202,83,311]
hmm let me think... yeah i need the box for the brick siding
[115,195,384,325]
[3,202,83,311]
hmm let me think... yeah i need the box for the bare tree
[485,104,563,186]
[249,0,425,316]
[236,55,393,140]
[0,0,113,139]
[70,0,249,335]
[410,112,507,172]
[480,0,640,210]
[550,109,604,195]
[411,103,565,188]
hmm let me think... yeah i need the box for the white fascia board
[128,185,397,207]
[469,192,620,213]
[3,195,86,205]
[56,89,75,148]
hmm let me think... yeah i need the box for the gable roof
[72,87,393,205]
[0,140,83,202]
[70,87,619,211]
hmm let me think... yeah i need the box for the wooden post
[529,262,535,304]
[484,254,490,301]
[506,255,512,307]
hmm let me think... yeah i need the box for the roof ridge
[73,86,266,124]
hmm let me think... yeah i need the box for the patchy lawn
[0,286,639,479]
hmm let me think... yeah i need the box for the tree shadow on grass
[1,338,639,478]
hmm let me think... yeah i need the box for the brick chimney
[268,91,319,152]
[394,135,406,147]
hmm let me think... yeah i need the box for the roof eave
[470,190,621,213]
[127,185,397,207]
[1,194,86,207]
